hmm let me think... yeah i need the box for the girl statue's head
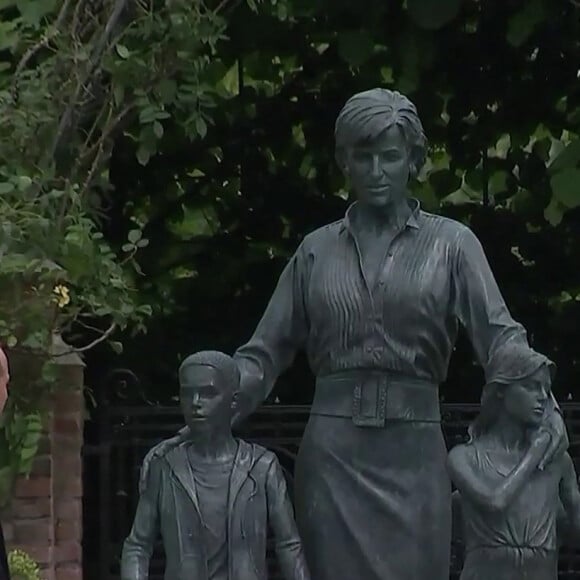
[468,343,555,442]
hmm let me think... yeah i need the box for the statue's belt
[312,370,440,427]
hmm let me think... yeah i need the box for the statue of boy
[447,344,580,580]
[121,350,310,580]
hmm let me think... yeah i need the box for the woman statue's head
[468,344,555,442]
[334,88,427,209]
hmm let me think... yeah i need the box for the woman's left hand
[538,404,568,470]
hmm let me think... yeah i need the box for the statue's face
[179,365,232,431]
[345,124,410,209]
[502,366,551,428]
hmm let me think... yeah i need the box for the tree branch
[13,0,74,82]
[52,321,117,356]
[47,0,130,166]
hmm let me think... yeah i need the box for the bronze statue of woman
[143,88,567,580]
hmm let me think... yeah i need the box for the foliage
[7,549,40,580]
[0,0,248,501]
[88,0,580,407]
[0,405,42,504]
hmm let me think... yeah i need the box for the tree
[0,0,253,502]
[89,0,580,406]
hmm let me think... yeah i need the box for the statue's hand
[538,406,568,471]
[230,391,255,429]
[139,426,189,493]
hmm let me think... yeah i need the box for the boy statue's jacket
[121,439,310,580]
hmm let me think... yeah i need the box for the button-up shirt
[234,200,528,404]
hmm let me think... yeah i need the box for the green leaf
[15,175,32,190]
[116,44,130,59]
[276,2,288,20]
[441,187,480,206]
[153,121,164,139]
[544,198,564,226]
[156,79,177,104]
[16,0,57,27]
[137,304,153,316]
[110,341,123,354]
[128,229,142,243]
[136,146,150,166]
[507,0,545,47]
[168,204,218,239]
[509,189,537,215]
[0,182,14,194]
[428,169,461,198]
[380,67,394,84]
[195,116,208,139]
[396,29,421,94]
[549,139,580,174]
[532,137,551,162]
[220,63,239,96]
[337,31,375,68]
[550,169,580,209]
[407,0,461,30]
[113,84,125,107]
[409,180,440,211]
[465,169,483,193]
[489,171,509,196]
[139,106,159,125]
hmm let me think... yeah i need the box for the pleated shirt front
[235,199,528,398]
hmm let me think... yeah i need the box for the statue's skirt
[294,371,451,580]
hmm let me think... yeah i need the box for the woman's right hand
[529,415,554,458]
[530,427,552,451]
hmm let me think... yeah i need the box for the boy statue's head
[178,351,240,433]
[469,343,556,441]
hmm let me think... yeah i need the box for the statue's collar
[163,439,262,532]
[340,197,421,234]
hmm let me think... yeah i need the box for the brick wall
[2,338,84,580]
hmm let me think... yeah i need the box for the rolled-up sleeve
[234,242,311,413]
[451,226,529,382]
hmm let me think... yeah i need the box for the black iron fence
[83,402,580,580]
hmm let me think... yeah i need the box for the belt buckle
[352,375,387,427]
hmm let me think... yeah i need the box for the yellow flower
[52,285,71,308]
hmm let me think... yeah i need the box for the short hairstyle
[334,88,427,178]
[468,344,555,442]
[178,350,240,391]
